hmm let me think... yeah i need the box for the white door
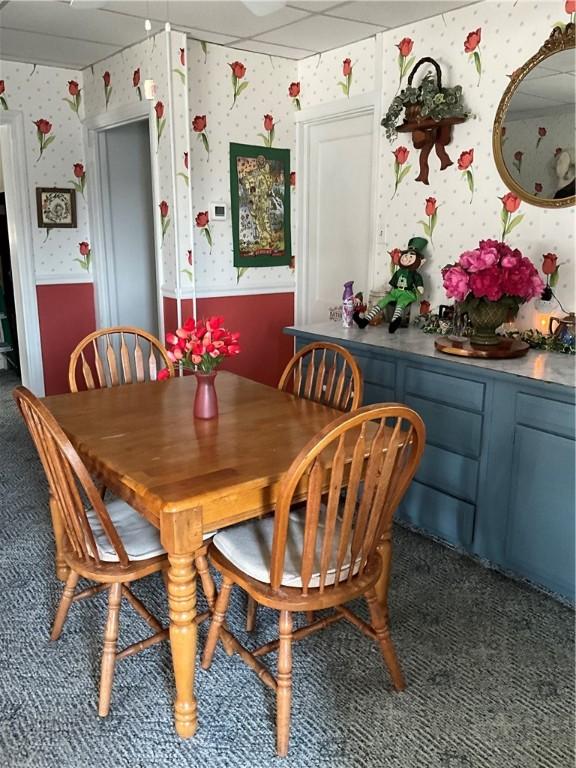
[98,119,159,336]
[298,109,374,324]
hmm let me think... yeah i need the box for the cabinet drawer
[406,395,483,458]
[405,366,484,412]
[354,352,396,386]
[416,444,479,502]
[397,481,475,547]
[516,392,575,439]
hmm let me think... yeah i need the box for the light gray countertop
[285,322,576,390]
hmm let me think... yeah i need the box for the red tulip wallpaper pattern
[3,1,573,301]
[377,0,576,308]
[0,79,7,110]
[64,79,81,118]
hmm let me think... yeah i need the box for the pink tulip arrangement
[159,316,240,378]
[442,239,544,313]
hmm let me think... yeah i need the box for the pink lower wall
[163,292,295,388]
[36,283,96,395]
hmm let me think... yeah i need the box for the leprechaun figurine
[353,237,427,333]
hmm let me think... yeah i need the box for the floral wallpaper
[297,1,574,326]
[297,37,376,106]
[82,30,192,293]
[0,60,89,279]
[1,0,574,330]
[187,40,297,293]
[374,0,575,325]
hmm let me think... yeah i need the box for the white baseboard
[161,285,294,299]
[35,274,94,285]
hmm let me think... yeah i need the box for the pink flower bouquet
[442,240,544,313]
[159,316,240,379]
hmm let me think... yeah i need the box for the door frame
[0,111,45,394]
[294,92,381,324]
[83,101,165,339]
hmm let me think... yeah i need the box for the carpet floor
[0,371,574,768]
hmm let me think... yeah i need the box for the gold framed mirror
[493,24,575,209]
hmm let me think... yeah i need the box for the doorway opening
[0,182,20,375]
[88,108,161,340]
[0,113,44,394]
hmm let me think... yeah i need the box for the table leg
[49,496,69,582]
[161,506,203,740]
[167,552,198,739]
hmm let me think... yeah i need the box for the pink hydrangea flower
[500,248,522,269]
[442,265,470,301]
[459,246,498,272]
[443,240,543,308]
[470,267,504,301]
[501,257,544,300]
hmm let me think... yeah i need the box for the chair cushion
[86,500,213,563]
[212,511,360,588]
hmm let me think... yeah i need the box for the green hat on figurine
[406,237,428,256]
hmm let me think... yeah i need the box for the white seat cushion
[86,499,214,563]
[212,511,360,588]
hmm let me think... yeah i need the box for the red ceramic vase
[194,371,218,419]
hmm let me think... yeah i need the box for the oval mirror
[493,24,575,208]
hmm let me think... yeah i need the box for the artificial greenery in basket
[382,57,468,142]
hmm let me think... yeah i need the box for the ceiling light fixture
[241,0,287,17]
[143,18,157,100]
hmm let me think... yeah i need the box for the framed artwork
[36,187,77,229]
[230,143,291,268]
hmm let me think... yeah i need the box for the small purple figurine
[342,280,355,328]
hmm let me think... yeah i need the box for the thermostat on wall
[210,202,228,221]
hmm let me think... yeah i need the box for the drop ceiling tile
[536,48,576,74]
[180,28,240,45]
[0,27,118,69]
[327,1,481,27]
[517,74,575,103]
[288,1,346,10]
[507,91,565,119]
[254,14,379,51]
[227,39,315,59]
[0,1,163,46]
[107,1,308,38]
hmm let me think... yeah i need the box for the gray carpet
[0,371,574,768]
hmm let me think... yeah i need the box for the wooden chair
[278,341,363,412]
[68,326,174,393]
[13,386,216,717]
[244,342,365,633]
[201,403,425,756]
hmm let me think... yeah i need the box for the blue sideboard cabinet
[285,323,576,602]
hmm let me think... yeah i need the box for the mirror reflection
[501,48,575,201]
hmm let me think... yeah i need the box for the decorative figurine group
[350,236,428,333]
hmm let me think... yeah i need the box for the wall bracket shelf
[396,116,466,185]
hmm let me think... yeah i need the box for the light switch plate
[210,202,227,221]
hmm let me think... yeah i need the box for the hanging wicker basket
[404,57,443,124]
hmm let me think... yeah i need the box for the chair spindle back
[278,342,363,412]
[270,404,425,594]
[68,327,174,393]
[13,386,130,568]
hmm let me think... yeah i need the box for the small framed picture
[36,187,77,229]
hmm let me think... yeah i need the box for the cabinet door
[505,424,575,600]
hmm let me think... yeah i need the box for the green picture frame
[230,142,292,268]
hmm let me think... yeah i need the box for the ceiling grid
[0,0,483,68]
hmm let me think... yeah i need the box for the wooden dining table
[42,371,345,740]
